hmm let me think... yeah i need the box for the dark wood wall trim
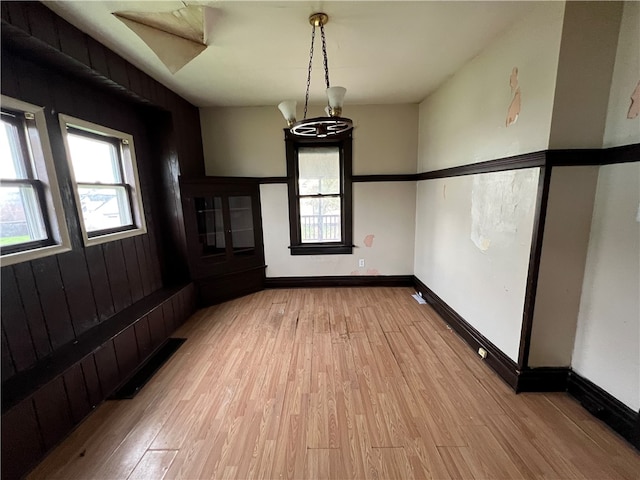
[548,144,640,167]
[516,367,570,393]
[1,284,197,480]
[353,174,418,182]
[218,143,639,187]
[600,143,640,165]
[412,276,519,390]
[258,176,289,184]
[265,275,414,289]
[416,151,547,180]
[568,371,639,450]
[517,166,552,369]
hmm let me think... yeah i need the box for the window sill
[289,244,354,256]
[82,226,147,247]
[0,242,72,267]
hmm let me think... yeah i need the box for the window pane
[67,133,121,183]
[195,196,225,256]
[78,185,132,233]
[300,196,341,243]
[1,117,28,179]
[0,185,47,246]
[298,146,340,195]
[229,195,254,253]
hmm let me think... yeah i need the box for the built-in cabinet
[180,178,265,305]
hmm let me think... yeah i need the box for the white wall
[603,1,640,148]
[414,2,564,361]
[418,2,565,171]
[261,182,416,277]
[414,169,539,361]
[528,166,599,367]
[200,104,418,277]
[572,162,640,411]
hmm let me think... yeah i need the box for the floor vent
[111,338,186,399]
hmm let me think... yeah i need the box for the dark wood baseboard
[412,276,519,390]
[265,275,414,289]
[516,367,570,393]
[568,371,639,450]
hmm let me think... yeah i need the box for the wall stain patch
[506,67,521,127]
[364,234,375,247]
[470,169,538,252]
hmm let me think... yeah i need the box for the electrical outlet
[358,259,365,267]
[478,347,488,359]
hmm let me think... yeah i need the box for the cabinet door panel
[228,195,255,256]
[194,196,226,258]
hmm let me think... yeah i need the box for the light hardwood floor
[28,287,639,479]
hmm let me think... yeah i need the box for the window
[285,131,353,255]
[0,96,70,265]
[59,114,146,246]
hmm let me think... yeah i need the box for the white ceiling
[45,1,539,108]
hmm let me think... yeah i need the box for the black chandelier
[278,12,353,138]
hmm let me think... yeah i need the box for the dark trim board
[517,166,552,369]
[416,151,547,181]
[353,174,418,182]
[265,275,414,289]
[222,143,639,187]
[568,371,639,450]
[412,276,519,390]
[516,367,570,392]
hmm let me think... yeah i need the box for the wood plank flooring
[28,287,640,479]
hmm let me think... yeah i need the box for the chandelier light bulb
[326,86,346,117]
[278,100,297,126]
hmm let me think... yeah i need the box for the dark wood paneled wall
[1,49,164,380]
[1,285,196,480]
[1,3,205,478]
[1,0,204,282]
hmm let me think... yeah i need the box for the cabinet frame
[180,177,265,304]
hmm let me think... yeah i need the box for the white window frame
[59,114,147,247]
[0,95,71,266]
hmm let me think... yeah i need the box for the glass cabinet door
[195,196,226,257]
[228,195,255,256]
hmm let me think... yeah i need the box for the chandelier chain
[303,24,316,120]
[320,23,330,91]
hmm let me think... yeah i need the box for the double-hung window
[0,96,70,265]
[59,115,146,246]
[285,130,353,255]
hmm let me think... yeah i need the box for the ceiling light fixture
[278,12,353,138]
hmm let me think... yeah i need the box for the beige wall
[414,169,539,361]
[528,166,599,367]
[414,3,564,362]
[200,104,419,278]
[261,182,416,277]
[604,1,640,148]
[572,162,640,410]
[417,2,564,171]
[200,104,418,177]
[548,1,623,149]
